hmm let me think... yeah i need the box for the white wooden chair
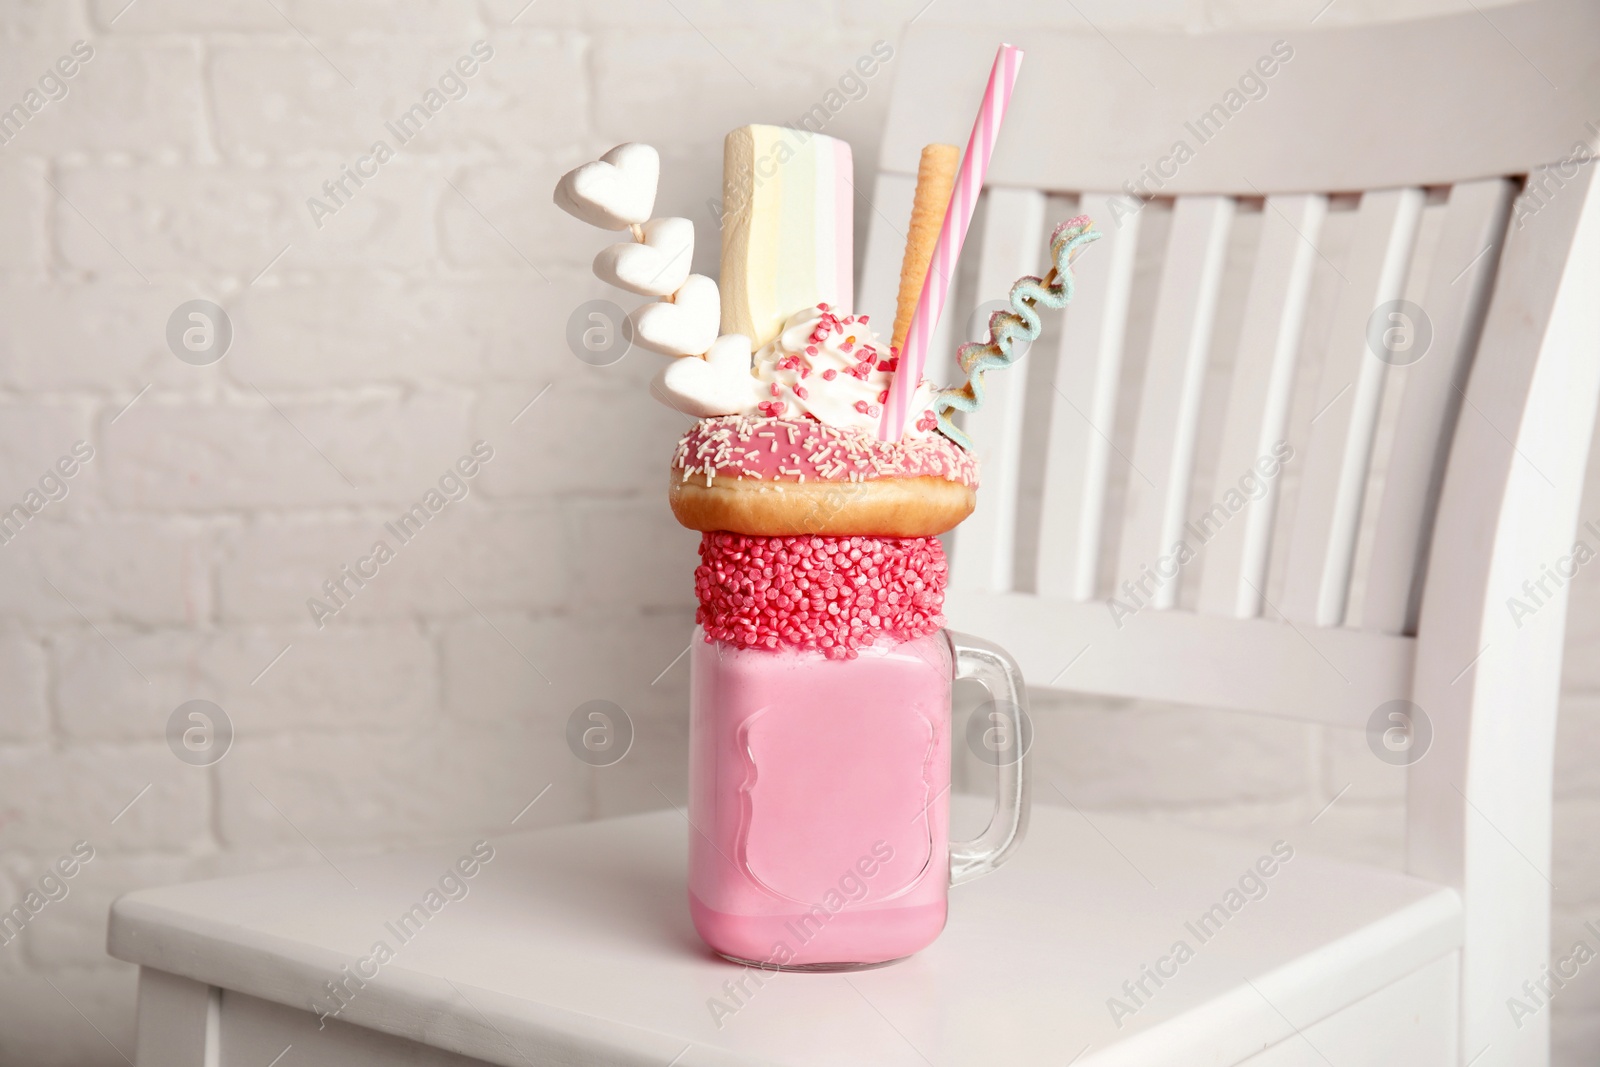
[110,8,1600,1066]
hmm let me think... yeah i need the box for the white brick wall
[1,1,1592,1064]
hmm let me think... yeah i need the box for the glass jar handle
[946,630,1032,887]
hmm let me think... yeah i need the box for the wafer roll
[891,144,960,354]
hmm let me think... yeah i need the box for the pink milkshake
[550,118,1089,972]
[687,630,954,967]
[668,311,1032,971]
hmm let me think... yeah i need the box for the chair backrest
[862,7,1600,1062]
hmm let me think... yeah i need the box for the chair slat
[945,589,1414,729]
[1115,195,1235,610]
[1036,193,1141,601]
[1281,187,1425,626]
[949,188,1046,592]
[856,171,918,330]
[883,16,1600,195]
[1196,195,1328,618]
[1363,179,1515,635]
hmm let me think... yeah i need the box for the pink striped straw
[879,43,1024,441]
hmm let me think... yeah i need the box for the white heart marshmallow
[652,334,756,418]
[631,274,721,357]
[593,217,694,297]
[553,142,659,230]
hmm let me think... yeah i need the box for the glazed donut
[669,415,978,537]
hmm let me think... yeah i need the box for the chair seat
[109,797,1462,1066]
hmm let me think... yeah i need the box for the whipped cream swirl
[742,305,939,438]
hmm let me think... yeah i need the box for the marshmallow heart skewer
[555,142,753,415]
[553,142,659,229]
[593,216,694,297]
[556,142,712,333]
[631,274,721,357]
[652,333,755,417]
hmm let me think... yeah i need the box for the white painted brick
[0,743,208,852]
[0,160,41,272]
[217,499,566,623]
[1028,691,1319,806]
[87,0,278,33]
[292,159,447,269]
[55,165,439,278]
[0,43,202,156]
[1213,0,1509,28]
[437,159,576,272]
[100,392,473,510]
[585,1,851,29]
[440,610,694,727]
[0,279,214,392]
[0,403,97,509]
[4,852,197,969]
[654,143,733,276]
[0,516,208,626]
[211,624,439,732]
[1126,796,1327,846]
[494,0,585,29]
[216,514,444,624]
[229,279,490,388]
[395,30,592,154]
[228,273,663,390]
[591,30,835,145]
[1587,429,1600,499]
[422,30,588,152]
[1555,1011,1600,1067]
[224,274,656,389]
[215,721,588,849]
[0,632,46,742]
[208,44,396,160]
[468,273,665,388]
[441,615,588,726]
[213,33,586,159]
[1555,798,1600,909]
[446,500,570,612]
[844,0,1207,29]
[569,500,698,611]
[1557,695,1600,798]
[52,626,203,741]
[1294,800,1406,869]
[274,0,490,38]
[0,867,18,973]
[1320,723,1407,803]
[832,0,922,27]
[935,0,1203,29]
[1549,906,1600,1013]
[593,711,690,818]
[96,0,517,38]
[0,964,138,1067]
[473,384,691,497]
[1563,559,1600,692]
[52,623,436,740]
[1038,796,1328,882]
[0,0,89,42]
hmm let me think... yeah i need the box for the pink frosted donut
[674,415,979,486]
[671,416,978,537]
